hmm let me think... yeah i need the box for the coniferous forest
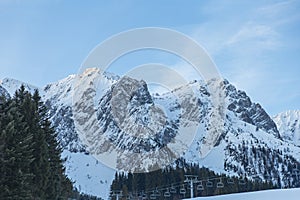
[0,86,101,200]
[110,161,276,200]
[0,86,72,199]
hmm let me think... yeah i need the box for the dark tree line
[110,160,276,200]
[0,86,73,199]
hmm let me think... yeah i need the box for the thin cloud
[226,22,280,50]
[256,0,294,18]
[171,1,300,115]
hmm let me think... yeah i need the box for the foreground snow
[62,151,115,199]
[186,188,300,200]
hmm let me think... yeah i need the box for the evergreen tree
[0,86,73,199]
[0,96,34,199]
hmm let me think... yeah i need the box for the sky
[0,0,299,116]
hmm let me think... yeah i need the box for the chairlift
[180,185,186,195]
[142,193,147,200]
[197,181,204,191]
[170,186,176,194]
[164,189,171,198]
[138,191,147,199]
[206,180,213,188]
[154,189,161,197]
[138,192,143,198]
[217,178,224,188]
[150,192,156,200]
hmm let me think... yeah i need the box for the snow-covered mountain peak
[81,67,99,76]
[274,110,300,147]
[222,80,279,137]
[274,110,300,120]
[0,77,41,96]
[1,70,300,197]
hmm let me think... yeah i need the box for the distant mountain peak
[0,77,41,95]
[274,110,300,146]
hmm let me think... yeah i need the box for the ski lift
[170,186,176,194]
[206,180,213,188]
[154,188,161,197]
[164,189,171,198]
[180,185,186,195]
[138,192,146,199]
[142,193,147,200]
[197,181,204,191]
[227,178,234,184]
[150,191,156,200]
[217,178,224,188]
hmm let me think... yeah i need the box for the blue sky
[0,0,299,115]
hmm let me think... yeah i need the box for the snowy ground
[62,151,116,199]
[186,188,300,200]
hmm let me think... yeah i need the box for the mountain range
[0,68,299,199]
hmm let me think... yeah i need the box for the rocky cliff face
[1,68,299,197]
[224,80,279,137]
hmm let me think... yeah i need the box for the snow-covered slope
[0,70,117,199]
[42,68,117,198]
[1,68,300,198]
[0,78,41,95]
[274,110,300,147]
[62,151,115,198]
[186,188,300,200]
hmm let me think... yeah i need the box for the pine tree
[0,96,34,199]
[0,86,73,199]
[32,89,72,199]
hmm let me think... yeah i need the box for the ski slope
[187,188,300,200]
